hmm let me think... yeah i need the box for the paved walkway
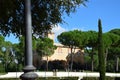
[0,72,120,79]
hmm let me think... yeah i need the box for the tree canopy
[57,30,88,49]
[109,29,120,47]
[0,0,87,37]
[109,29,120,36]
[36,37,56,57]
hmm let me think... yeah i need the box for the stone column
[20,0,38,80]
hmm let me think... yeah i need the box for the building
[42,33,82,61]
[33,32,84,70]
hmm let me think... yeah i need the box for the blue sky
[59,0,120,32]
[5,0,120,43]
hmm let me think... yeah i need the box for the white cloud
[51,24,66,42]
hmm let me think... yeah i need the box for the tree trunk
[116,56,119,72]
[105,48,108,67]
[91,53,94,71]
[46,56,48,71]
[91,49,94,72]
[70,47,73,71]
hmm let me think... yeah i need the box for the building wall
[48,45,80,61]
[42,43,81,61]
[42,33,82,61]
[47,32,55,41]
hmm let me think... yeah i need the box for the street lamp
[20,0,38,80]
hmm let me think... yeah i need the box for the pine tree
[98,19,106,80]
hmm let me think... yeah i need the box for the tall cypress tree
[98,19,106,80]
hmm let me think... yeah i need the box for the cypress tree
[98,19,106,80]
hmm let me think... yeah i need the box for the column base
[20,72,38,80]
[20,65,38,80]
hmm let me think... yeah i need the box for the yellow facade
[42,33,81,61]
